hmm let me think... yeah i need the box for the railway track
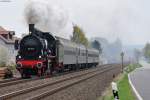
[0,70,86,88]
[0,64,110,88]
[0,69,88,88]
[0,78,21,84]
[0,64,116,100]
[0,78,41,88]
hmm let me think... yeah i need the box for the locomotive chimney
[29,24,35,34]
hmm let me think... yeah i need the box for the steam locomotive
[14,24,99,78]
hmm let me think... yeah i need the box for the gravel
[42,65,121,100]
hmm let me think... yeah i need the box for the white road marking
[128,73,143,100]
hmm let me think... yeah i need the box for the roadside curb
[128,73,143,100]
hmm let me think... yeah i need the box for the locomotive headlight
[39,56,42,59]
[18,56,21,59]
[37,62,43,69]
[16,62,22,68]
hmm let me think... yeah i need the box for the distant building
[0,26,16,64]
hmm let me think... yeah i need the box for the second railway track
[0,65,104,88]
[0,78,21,84]
[0,78,40,88]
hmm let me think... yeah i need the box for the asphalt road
[129,61,150,100]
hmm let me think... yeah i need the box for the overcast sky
[0,0,150,45]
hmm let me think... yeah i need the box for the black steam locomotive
[15,24,99,78]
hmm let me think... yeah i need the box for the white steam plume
[24,0,69,35]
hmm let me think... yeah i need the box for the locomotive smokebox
[29,24,35,34]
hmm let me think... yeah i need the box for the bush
[8,63,17,72]
[124,63,142,73]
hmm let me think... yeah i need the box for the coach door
[76,48,79,65]
[86,48,88,67]
[58,44,64,63]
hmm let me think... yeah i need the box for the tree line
[134,43,150,62]
[70,25,102,54]
[143,43,150,61]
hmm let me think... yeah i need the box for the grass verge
[98,63,142,100]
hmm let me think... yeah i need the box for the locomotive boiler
[14,24,99,78]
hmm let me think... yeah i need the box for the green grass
[99,63,142,100]
[117,74,136,100]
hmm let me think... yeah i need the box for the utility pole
[121,52,124,73]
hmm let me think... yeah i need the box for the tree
[91,40,102,54]
[71,25,89,46]
[143,43,150,60]
[134,48,141,63]
[0,45,8,67]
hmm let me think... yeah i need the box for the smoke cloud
[24,0,70,36]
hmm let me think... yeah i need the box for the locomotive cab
[40,32,57,56]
